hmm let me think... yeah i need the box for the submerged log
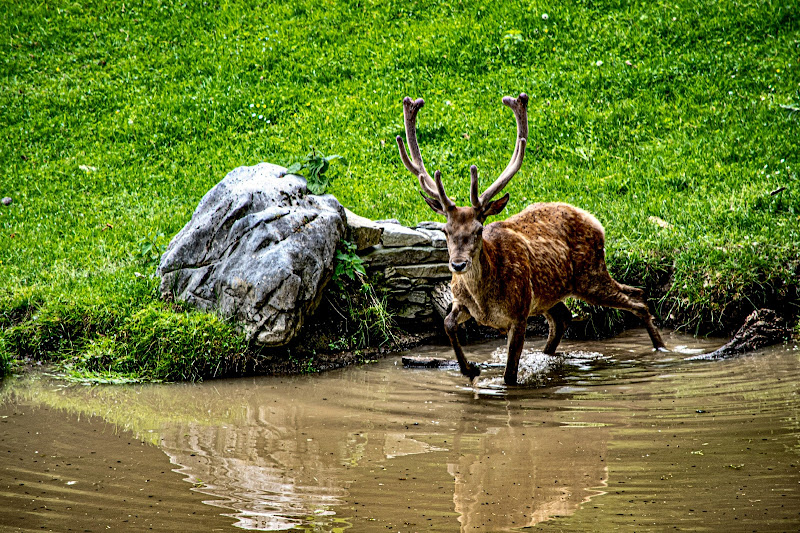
[402,356,458,369]
[402,355,505,369]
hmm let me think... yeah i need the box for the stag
[396,93,667,385]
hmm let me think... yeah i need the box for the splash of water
[480,347,606,387]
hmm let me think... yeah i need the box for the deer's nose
[451,261,468,272]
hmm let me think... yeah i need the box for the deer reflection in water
[152,365,608,531]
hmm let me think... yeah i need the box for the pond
[1,329,798,532]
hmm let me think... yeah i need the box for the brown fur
[443,202,666,385]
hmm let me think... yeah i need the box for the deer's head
[396,93,528,273]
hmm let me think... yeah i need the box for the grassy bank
[1,0,799,379]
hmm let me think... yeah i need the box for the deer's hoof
[463,362,481,379]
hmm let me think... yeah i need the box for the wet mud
[1,329,798,531]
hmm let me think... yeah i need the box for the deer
[396,93,667,386]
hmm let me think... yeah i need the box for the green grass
[1,0,799,379]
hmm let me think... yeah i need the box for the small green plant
[329,240,397,349]
[354,283,397,348]
[327,338,350,351]
[333,240,367,289]
[287,351,318,374]
[286,147,344,195]
[135,232,168,271]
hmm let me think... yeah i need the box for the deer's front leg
[504,320,528,386]
[443,302,480,380]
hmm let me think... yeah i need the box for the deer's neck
[462,237,495,287]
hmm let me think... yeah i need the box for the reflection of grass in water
[1,372,246,445]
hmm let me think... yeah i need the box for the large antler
[395,97,444,202]
[476,93,529,206]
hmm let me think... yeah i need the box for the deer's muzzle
[450,260,469,273]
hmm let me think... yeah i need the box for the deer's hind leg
[543,301,572,355]
[579,277,666,351]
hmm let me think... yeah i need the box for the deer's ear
[421,192,447,216]
[480,193,510,219]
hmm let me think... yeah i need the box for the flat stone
[385,276,413,290]
[391,263,452,279]
[360,245,449,267]
[344,208,383,250]
[416,228,447,248]
[407,291,429,304]
[375,218,401,225]
[379,223,430,247]
[416,220,445,231]
[392,302,428,319]
[390,290,429,305]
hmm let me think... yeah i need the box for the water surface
[1,329,798,531]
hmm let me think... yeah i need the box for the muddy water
[1,329,799,532]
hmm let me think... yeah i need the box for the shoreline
[2,275,797,382]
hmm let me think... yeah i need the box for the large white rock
[158,163,346,346]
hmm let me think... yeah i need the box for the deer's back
[486,202,608,309]
[501,202,606,248]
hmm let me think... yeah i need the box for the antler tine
[469,165,481,208]
[478,93,529,205]
[395,96,439,199]
[433,170,455,211]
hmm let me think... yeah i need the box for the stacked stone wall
[346,211,452,325]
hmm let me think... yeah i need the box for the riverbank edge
[1,267,798,382]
